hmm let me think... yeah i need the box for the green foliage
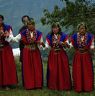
[41,5,63,26]
[41,0,95,34]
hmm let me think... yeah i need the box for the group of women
[0,14,94,93]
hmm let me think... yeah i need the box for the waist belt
[52,47,61,52]
[76,48,89,54]
[54,48,61,52]
[25,44,38,50]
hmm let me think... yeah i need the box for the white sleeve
[90,38,94,49]
[65,39,69,44]
[12,34,21,42]
[5,29,14,42]
[40,36,44,43]
[69,42,73,48]
[65,39,73,48]
[41,40,50,50]
[6,33,21,43]
[38,36,44,48]
[45,40,50,49]
[38,35,47,51]
[9,29,13,38]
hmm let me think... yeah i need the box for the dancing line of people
[0,15,94,92]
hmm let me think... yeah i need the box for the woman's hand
[4,31,10,37]
[37,41,45,47]
[60,42,70,48]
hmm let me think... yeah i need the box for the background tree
[41,0,95,34]
[41,0,95,61]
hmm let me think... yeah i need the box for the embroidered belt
[25,44,38,50]
[52,47,61,52]
[77,48,89,54]
[54,48,61,52]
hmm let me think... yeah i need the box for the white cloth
[5,29,14,42]
[6,32,44,50]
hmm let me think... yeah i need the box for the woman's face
[27,24,35,32]
[78,25,86,35]
[52,26,59,34]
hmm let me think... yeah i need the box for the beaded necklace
[26,29,37,44]
[52,33,61,48]
[77,33,87,48]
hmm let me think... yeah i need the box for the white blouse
[5,29,14,42]
[6,32,44,49]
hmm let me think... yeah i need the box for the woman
[70,22,94,92]
[9,20,44,90]
[45,23,71,90]
[0,15,18,89]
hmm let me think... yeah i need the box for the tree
[41,0,95,34]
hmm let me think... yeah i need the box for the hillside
[0,0,63,36]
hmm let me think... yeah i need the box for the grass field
[0,56,95,96]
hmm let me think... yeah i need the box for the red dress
[21,29,43,89]
[71,33,94,92]
[0,24,18,86]
[46,32,71,90]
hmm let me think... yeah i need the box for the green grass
[0,56,95,96]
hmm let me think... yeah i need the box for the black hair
[0,15,4,20]
[77,22,87,31]
[21,15,30,22]
[50,22,62,35]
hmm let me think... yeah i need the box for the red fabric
[0,45,18,86]
[37,34,42,41]
[22,48,43,89]
[47,49,71,90]
[87,36,94,49]
[72,51,94,92]
[46,38,51,46]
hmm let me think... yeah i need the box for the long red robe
[46,32,71,90]
[21,30,43,89]
[71,33,94,92]
[0,24,18,86]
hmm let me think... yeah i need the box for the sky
[0,0,64,48]
[0,0,64,28]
